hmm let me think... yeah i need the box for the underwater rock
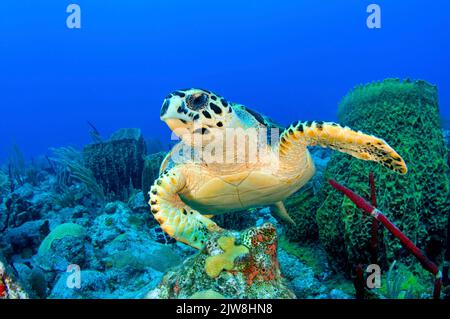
[315,79,450,271]
[3,220,50,256]
[106,267,164,299]
[91,201,154,247]
[277,250,325,298]
[83,128,147,200]
[49,270,110,299]
[101,234,182,273]
[13,263,48,299]
[146,223,295,299]
[128,191,148,213]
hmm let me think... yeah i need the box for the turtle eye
[187,93,208,111]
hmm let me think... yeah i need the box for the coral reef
[0,134,353,299]
[2,79,447,299]
[316,79,450,271]
[0,170,184,298]
[146,223,296,299]
[83,128,147,200]
[0,252,29,299]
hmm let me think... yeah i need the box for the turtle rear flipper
[279,121,407,174]
[149,167,222,250]
[270,202,295,225]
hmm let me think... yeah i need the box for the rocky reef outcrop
[146,223,296,299]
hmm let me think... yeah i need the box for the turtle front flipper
[149,167,222,250]
[279,121,407,174]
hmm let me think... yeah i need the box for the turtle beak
[164,118,193,138]
[165,118,189,131]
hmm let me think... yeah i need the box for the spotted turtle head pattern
[160,88,284,146]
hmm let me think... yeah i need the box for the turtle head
[160,88,237,145]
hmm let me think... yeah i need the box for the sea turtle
[149,88,407,249]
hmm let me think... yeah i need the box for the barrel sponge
[316,79,450,271]
[38,223,87,256]
[205,236,249,278]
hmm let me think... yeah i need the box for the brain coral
[315,79,450,272]
[38,223,86,256]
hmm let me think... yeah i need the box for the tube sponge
[205,236,249,278]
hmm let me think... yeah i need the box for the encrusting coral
[205,236,249,278]
[146,223,295,299]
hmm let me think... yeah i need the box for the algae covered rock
[83,128,147,200]
[316,79,450,271]
[146,223,295,299]
[3,220,49,254]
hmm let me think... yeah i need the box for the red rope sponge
[328,179,442,298]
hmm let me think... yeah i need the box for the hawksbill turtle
[149,88,407,249]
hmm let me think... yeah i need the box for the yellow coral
[205,236,249,278]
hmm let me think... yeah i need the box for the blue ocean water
[0,0,449,161]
